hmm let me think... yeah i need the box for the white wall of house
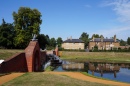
[62,43,84,49]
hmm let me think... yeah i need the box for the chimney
[70,36,72,40]
[92,36,95,41]
[101,35,103,42]
[114,35,116,42]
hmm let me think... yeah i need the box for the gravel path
[0,73,24,85]
[45,72,130,86]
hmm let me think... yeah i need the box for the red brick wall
[0,53,27,73]
[25,41,41,72]
[0,41,48,73]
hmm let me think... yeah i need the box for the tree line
[0,7,130,49]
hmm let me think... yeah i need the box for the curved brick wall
[25,41,41,72]
[0,40,48,73]
[0,53,27,73]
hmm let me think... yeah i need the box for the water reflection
[54,61,130,83]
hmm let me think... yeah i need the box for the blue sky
[0,0,130,41]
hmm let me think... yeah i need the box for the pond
[53,60,130,83]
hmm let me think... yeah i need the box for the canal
[53,60,130,83]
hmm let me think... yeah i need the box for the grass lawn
[0,49,24,60]
[0,49,130,63]
[60,51,130,63]
[2,72,110,86]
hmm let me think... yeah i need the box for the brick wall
[0,41,48,73]
[0,53,27,73]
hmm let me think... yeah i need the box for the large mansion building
[88,35,120,50]
[62,37,84,49]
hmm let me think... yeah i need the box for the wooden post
[92,71,94,75]
[101,70,103,77]
[114,71,116,78]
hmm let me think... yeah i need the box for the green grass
[60,51,130,63]
[0,49,24,60]
[2,72,110,86]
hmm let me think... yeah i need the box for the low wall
[0,53,27,73]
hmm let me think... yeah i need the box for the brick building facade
[89,35,120,50]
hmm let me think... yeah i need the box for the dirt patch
[0,73,24,85]
[45,72,130,86]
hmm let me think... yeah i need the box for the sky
[0,0,130,41]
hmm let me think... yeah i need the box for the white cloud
[103,0,130,23]
[89,25,130,40]
[97,0,130,40]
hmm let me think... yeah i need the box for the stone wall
[62,43,84,49]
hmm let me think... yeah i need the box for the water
[54,64,130,83]
[88,68,130,83]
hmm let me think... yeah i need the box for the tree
[36,34,49,49]
[127,37,130,45]
[92,34,100,38]
[79,32,89,48]
[13,7,42,48]
[50,38,56,48]
[0,19,15,48]
[120,39,127,46]
[56,37,63,47]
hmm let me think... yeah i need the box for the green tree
[50,38,56,48]
[120,39,127,46]
[56,37,63,47]
[92,34,100,38]
[45,35,50,45]
[0,19,15,48]
[79,32,89,48]
[13,7,42,48]
[36,34,49,49]
[127,37,130,45]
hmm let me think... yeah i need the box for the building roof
[90,38,118,42]
[63,39,84,43]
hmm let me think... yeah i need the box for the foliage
[120,39,127,46]
[36,34,49,49]
[0,19,15,49]
[13,7,42,48]
[127,37,130,45]
[56,37,63,47]
[79,32,89,48]
[92,34,100,38]
[93,45,98,51]
[50,38,56,48]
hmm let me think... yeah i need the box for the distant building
[119,45,130,49]
[89,35,120,50]
[62,37,84,49]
